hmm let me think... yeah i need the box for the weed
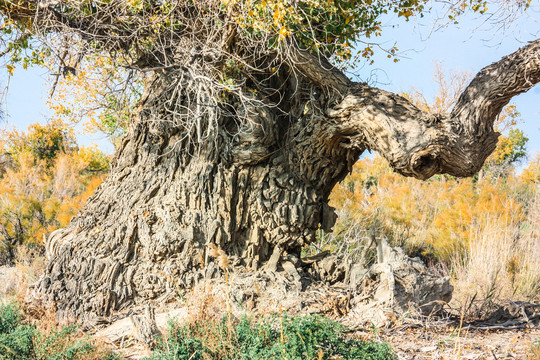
[369,322,381,337]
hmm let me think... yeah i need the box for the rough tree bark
[38,39,540,321]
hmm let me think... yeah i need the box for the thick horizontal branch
[319,39,540,180]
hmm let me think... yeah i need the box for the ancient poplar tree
[1,0,539,319]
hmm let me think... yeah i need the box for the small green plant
[0,302,119,360]
[149,314,395,360]
[369,322,381,337]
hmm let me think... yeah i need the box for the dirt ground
[95,303,539,360]
[357,326,540,360]
[106,318,540,359]
[2,264,539,359]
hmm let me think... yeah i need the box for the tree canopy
[1,0,534,148]
[0,0,509,66]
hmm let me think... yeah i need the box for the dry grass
[0,251,74,331]
[452,191,540,309]
[187,280,231,323]
[326,155,540,310]
[531,340,540,360]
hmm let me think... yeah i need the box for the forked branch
[314,39,540,180]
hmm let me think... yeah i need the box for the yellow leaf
[279,25,290,40]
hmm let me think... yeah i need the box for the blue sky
[2,5,539,163]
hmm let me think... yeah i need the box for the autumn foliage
[327,153,538,302]
[0,121,109,264]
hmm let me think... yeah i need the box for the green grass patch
[149,314,395,360]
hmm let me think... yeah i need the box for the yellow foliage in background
[0,122,109,264]
[520,152,540,184]
[327,154,539,300]
[331,156,529,258]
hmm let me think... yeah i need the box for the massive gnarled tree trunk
[35,39,540,320]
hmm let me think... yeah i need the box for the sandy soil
[356,325,540,360]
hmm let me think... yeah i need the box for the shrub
[150,314,395,360]
[0,303,119,360]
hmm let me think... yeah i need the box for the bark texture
[38,39,540,321]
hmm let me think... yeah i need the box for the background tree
[323,153,539,302]
[0,121,109,265]
[0,0,539,319]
